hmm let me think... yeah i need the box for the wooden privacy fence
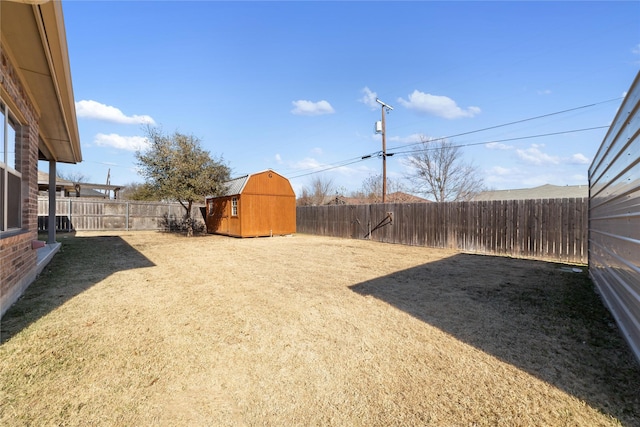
[37,197,205,232]
[297,198,588,264]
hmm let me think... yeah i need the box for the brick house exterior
[1,0,81,317]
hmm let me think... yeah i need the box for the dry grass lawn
[1,231,639,426]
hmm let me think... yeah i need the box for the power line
[387,97,622,152]
[286,97,620,180]
[388,125,610,157]
[288,157,366,179]
[288,125,608,181]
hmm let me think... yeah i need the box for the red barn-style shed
[205,170,296,237]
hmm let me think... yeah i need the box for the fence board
[38,198,205,232]
[297,198,588,263]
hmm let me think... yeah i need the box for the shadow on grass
[1,234,155,344]
[350,253,640,426]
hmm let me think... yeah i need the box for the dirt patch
[1,231,639,426]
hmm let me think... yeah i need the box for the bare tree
[57,170,89,183]
[297,176,335,206]
[358,173,407,203]
[405,137,485,202]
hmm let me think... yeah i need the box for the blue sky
[46,1,640,197]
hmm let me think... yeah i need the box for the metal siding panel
[590,72,640,178]
[589,70,640,364]
[591,134,640,208]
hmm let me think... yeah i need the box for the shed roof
[221,175,250,197]
[209,169,289,199]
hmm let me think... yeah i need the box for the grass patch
[1,231,639,426]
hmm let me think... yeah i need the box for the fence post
[126,201,130,231]
[68,198,72,232]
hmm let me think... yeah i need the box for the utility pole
[375,98,393,203]
[105,168,111,198]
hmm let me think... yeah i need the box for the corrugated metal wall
[589,71,640,364]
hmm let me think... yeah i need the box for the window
[1,102,21,231]
[231,197,238,216]
[208,200,214,216]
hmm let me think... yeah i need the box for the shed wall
[243,171,295,197]
[588,71,640,363]
[241,194,296,236]
[206,196,240,236]
[205,171,295,237]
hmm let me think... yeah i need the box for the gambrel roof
[221,175,250,197]
[208,169,289,199]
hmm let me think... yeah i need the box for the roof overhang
[1,0,82,164]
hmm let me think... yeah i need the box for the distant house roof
[473,184,588,201]
[38,171,122,198]
[37,171,75,191]
[386,191,430,203]
[325,191,430,205]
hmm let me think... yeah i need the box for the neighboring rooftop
[473,184,588,201]
[38,171,122,199]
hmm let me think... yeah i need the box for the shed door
[210,199,230,234]
[220,214,229,234]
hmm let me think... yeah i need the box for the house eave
[1,0,82,164]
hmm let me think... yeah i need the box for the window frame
[1,102,22,233]
[231,197,238,217]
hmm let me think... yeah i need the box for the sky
[45,0,640,198]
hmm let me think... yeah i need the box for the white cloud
[569,153,590,165]
[632,43,640,55]
[291,100,335,116]
[290,157,362,178]
[274,154,283,164]
[397,90,480,119]
[94,133,150,151]
[486,142,513,150]
[390,133,425,144]
[359,87,378,110]
[76,100,156,125]
[537,89,552,95]
[311,147,324,155]
[516,145,559,165]
[489,166,512,175]
[484,166,515,185]
[292,157,323,170]
[570,173,588,183]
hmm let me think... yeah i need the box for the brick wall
[1,43,41,318]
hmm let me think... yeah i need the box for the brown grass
[1,231,639,426]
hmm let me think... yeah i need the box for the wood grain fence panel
[296,198,588,263]
[38,198,205,232]
[547,199,557,259]
[562,198,570,260]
